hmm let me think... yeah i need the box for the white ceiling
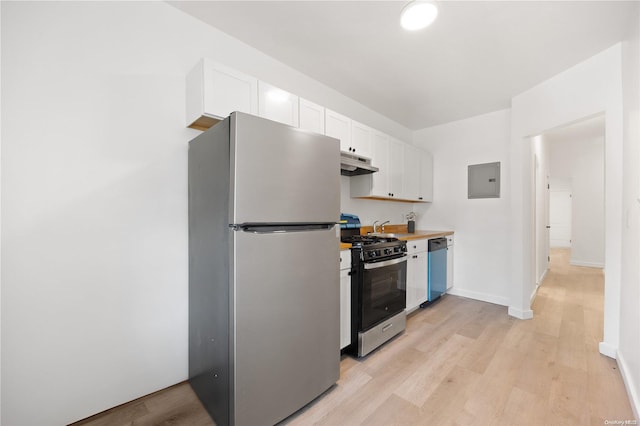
[170,1,636,130]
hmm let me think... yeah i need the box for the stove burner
[340,235,399,246]
[342,234,407,262]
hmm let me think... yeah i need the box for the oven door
[360,255,407,331]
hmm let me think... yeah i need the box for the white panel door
[325,109,351,153]
[550,190,572,247]
[403,144,421,201]
[258,81,299,127]
[388,138,404,199]
[203,59,258,118]
[299,98,325,134]
[370,130,389,197]
[419,150,433,202]
[351,120,373,159]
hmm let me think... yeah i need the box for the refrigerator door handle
[231,223,336,233]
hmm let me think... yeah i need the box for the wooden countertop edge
[399,230,454,241]
[339,230,453,250]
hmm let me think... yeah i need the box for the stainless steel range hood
[340,152,379,176]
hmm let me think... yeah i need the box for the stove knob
[368,250,376,258]
[384,248,392,255]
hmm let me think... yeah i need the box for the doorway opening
[531,114,606,297]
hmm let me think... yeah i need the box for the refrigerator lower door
[231,226,340,425]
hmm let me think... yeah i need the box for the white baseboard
[446,287,509,307]
[570,259,605,268]
[530,284,539,306]
[508,306,534,320]
[617,350,640,421]
[599,341,617,359]
[538,268,549,284]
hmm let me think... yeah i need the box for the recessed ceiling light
[400,1,438,31]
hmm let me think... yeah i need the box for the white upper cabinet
[351,134,433,202]
[370,130,390,197]
[350,130,389,198]
[418,150,433,202]
[350,121,373,159]
[298,98,325,135]
[403,144,421,201]
[258,81,299,127]
[325,109,352,153]
[186,58,258,130]
[388,138,405,199]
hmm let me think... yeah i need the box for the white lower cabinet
[339,250,352,350]
[406,240,428,313]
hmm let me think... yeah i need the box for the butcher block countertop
[339,224,453,250]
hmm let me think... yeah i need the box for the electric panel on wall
[468,162,500,199]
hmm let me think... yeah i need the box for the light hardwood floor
[73,249,635,425]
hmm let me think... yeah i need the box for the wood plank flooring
[73,249,635,425]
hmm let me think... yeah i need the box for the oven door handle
[363,256,407,270]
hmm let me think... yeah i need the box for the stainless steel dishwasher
[427,237,447,302]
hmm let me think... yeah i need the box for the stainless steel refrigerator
[188,112,341,426]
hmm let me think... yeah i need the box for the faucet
[372,220,380,234]
[380,220,390,233]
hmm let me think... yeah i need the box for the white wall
[548,133,605,268]
[618,1,640,418]
[510,45,623,348]
[0,2,413,425]
[340,177,414,226]
[412,109,511,306]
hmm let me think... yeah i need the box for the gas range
[341,234,407,262]
[340,230,408,357]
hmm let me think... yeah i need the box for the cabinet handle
[419,197,423,200]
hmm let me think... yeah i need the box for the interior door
[550,190,572,247]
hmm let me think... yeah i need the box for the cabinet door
[299,98,325,135]
[388,138,405,199]
[351,121,373,159]
[186,58,258,129]
[258,81,299,127]
[340,267,351,349]
[403,144,421,201]
[370,131,389,197]
[406,251,428,313]
[325,109,351,152]
[419,150,434,202]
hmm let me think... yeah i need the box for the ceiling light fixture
[400,0,438,31]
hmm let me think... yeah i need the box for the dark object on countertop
[407,220,415,233]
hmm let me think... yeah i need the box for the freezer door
[231,227,340,425]
[230,112,340,224]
